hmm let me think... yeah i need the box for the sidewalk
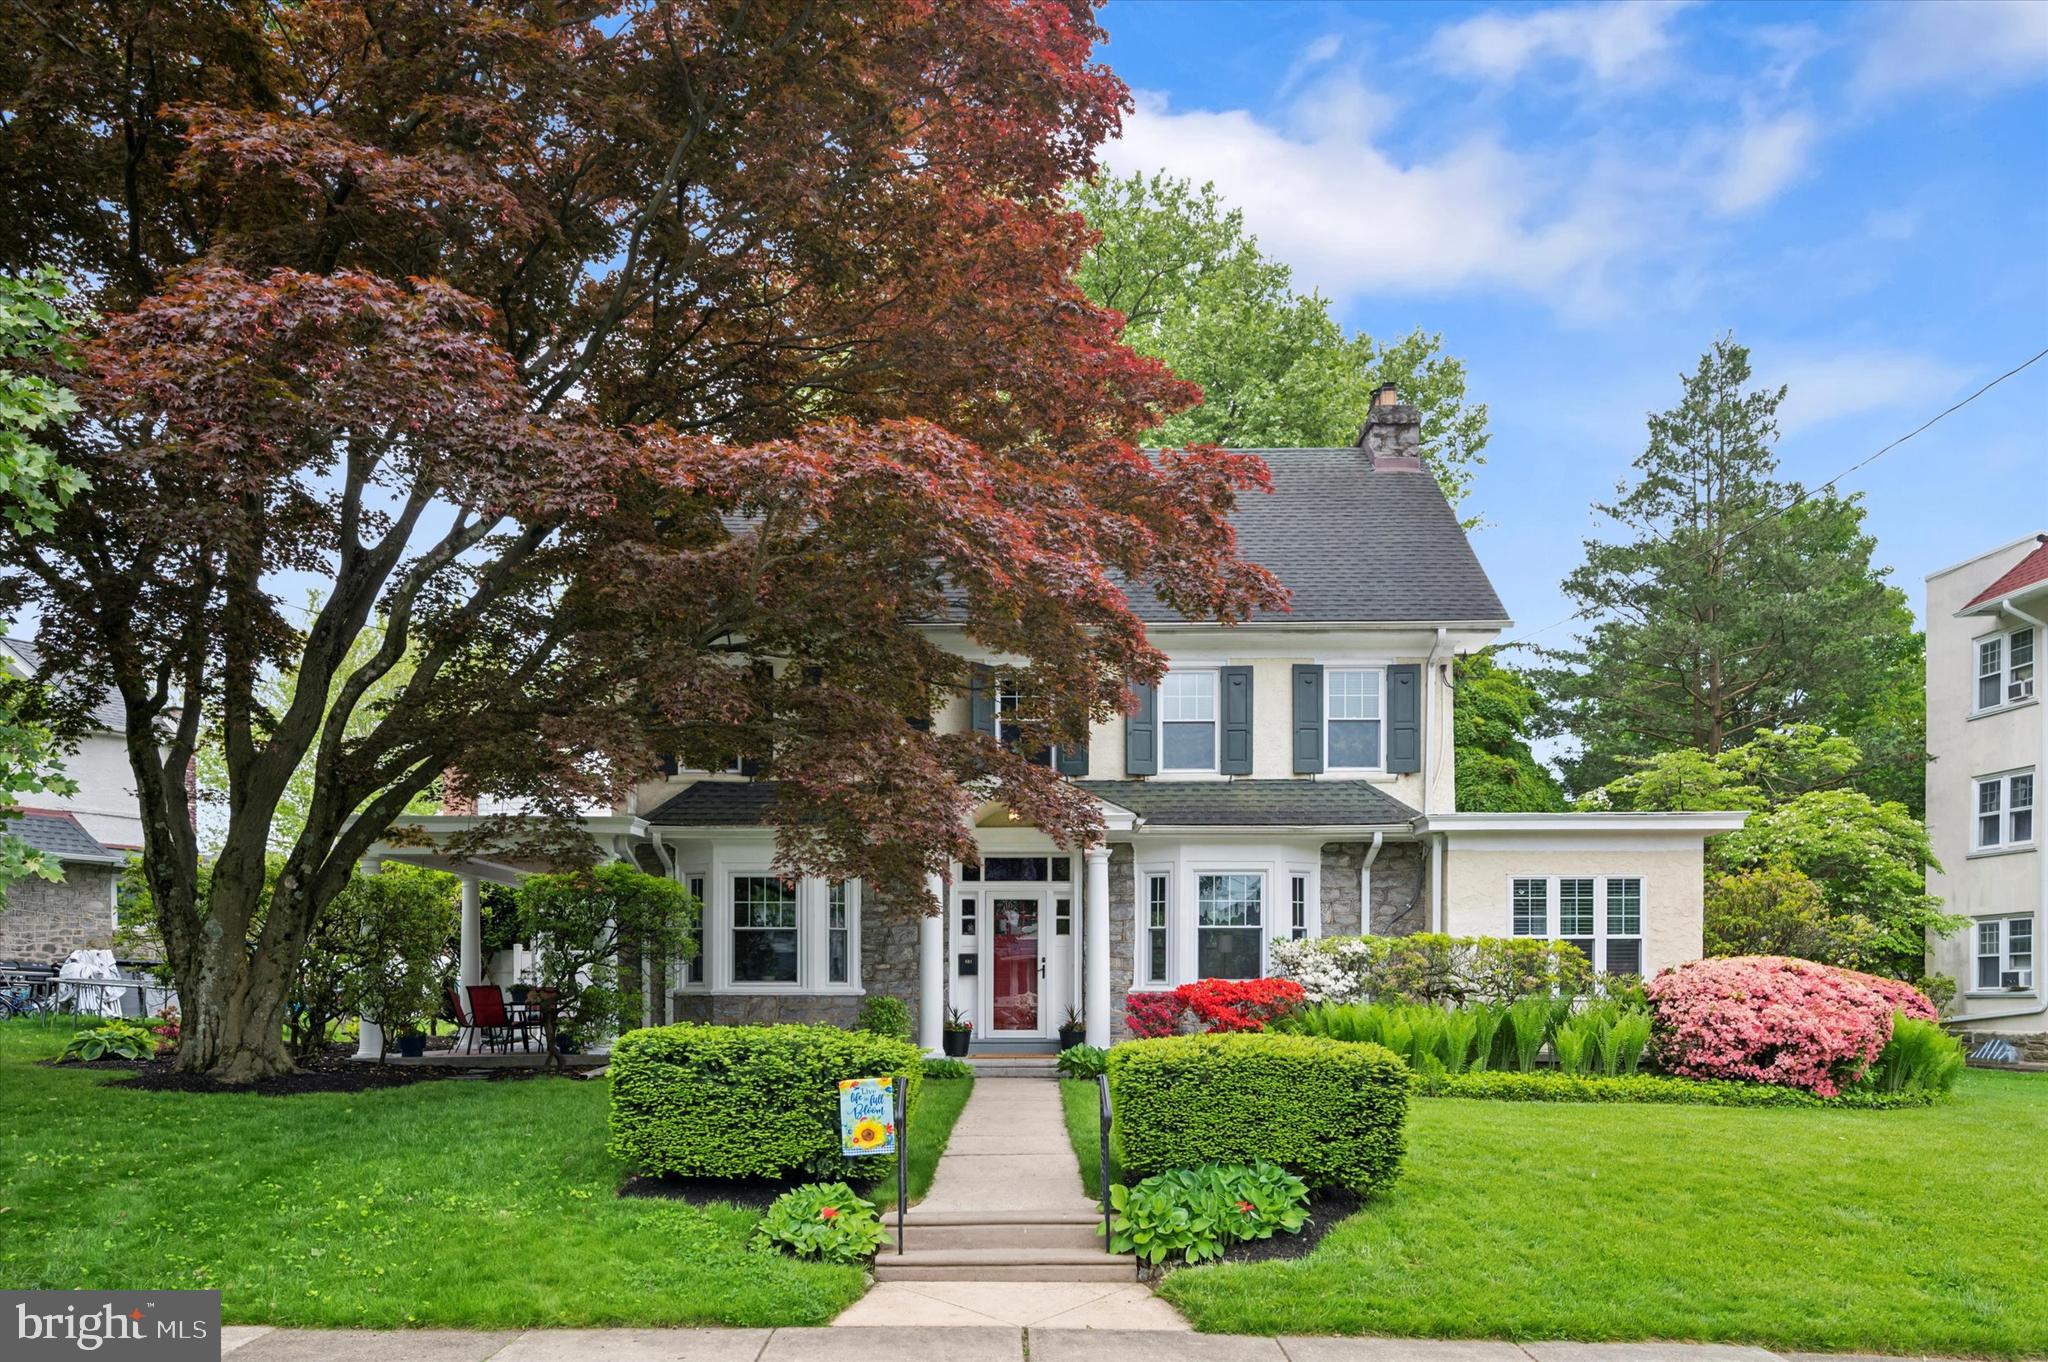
[218,1326,1968,1360]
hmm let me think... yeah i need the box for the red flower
[1237,1200,1255,1214]
[819,1206,839,1220]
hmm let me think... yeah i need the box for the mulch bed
[41,1043,556,1097]
[1139,1188,1364,1278]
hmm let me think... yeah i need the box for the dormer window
[1977,627,2035,712]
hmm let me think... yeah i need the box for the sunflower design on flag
[848,1117,892,1151]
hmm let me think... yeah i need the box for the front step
[965,1058,1058,1078]
[892,1221,1102,1252]
[871,1246,1136,1283]
[883,1208,1102,1227]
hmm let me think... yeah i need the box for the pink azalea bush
[1645,955,1908,1097]
[1843,970,1939,1022]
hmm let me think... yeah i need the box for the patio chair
[465,984,538,1054]
[445,985,482,1055]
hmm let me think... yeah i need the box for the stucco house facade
[374,390,1742,1052]
[1924,533,2044,1059]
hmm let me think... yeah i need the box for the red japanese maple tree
[0,1,1283,1079]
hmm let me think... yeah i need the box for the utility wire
[1493,344,2048,656]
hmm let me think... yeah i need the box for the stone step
[965,1059,1058,1078]
[889,1221,1104,1252]
[884,1208,1102,1227]
[872,1262,1139,1283]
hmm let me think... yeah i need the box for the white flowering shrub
[1268,937,1380,1005]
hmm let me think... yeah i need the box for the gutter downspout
[1429,831,1445,935]
[1961,597,2048,1026]
[1360,830,1383,932]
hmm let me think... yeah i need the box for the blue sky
[1094,0,2048,647]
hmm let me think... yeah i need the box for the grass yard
[0,1022,967,1328]
[1062,1071,2048,1357]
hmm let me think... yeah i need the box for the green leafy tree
[1537,337,1918,794]
[290,864,458,1061]
[514,862,698,1067]
[1074,172,1489,518]
[1453,651,1567,811]
[1702,861,1880,967]
[1592,724,1862,813]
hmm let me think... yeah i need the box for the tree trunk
[170,931,296,1082]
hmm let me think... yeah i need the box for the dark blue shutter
[969,666,996,737]
[1125,683,1158,776]
[738,754,761,777]
[1292,665,1324,774]
[656,753,679,776]
[1387,663,1421,774]
[1220,665,1253,774]
[1056,739,1089,778]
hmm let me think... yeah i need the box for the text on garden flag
[838,1077,896,1156]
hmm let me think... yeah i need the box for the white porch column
[918,871,945,1056]
[1084,843,1112,1048]
[353,856,384,1060]
[459,874,483,987]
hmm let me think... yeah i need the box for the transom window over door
[732,876,799,983]
[1197,873,1263,979]
[1326,669,1384,769]
[1976,917,2034,991]
[1160,672,1219,771]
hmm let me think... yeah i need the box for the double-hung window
[1511,875,1645,975]
[1325,668,1384,769]
[1975,770,2036,851]
[1145,873,1169,985]
[1604,879,1643,976]
[995,681,1056,767]
[684,874,708,984]
[1160,672,1219,771]
[1290,874,1310,940]
[1558,878,1596,965]
[1976,917,2034,991]
[1977,628,2036,712]
[1196,873,1263,979]
[826,882,852,985]
[1511,877,1548,937]
[731,876,800,983]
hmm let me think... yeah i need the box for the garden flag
[838,1077,896,1156]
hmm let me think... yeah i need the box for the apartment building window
[1196,873,1263,979]
[1976,916,2034,991]
[1975,770,2036,850]
[1325,668,1385,769]
[1160,671,1220,771]
[1145,873,1169,984]
[1977,627,2036,712]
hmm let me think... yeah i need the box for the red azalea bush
[1125,991,1187,1039]
[1645,955,1902,1097]
[1176,977,1307,1033]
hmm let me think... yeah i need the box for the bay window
[1196,873,1264,979]
[1145,873,1169,985]
[731,876,800,983]
[827,882,851,985]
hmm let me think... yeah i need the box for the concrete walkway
[219,1327,1987,1360]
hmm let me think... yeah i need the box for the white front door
[987,894,1048,1036]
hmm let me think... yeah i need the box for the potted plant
[942,1007,973,1058]
[1058,1006,1085,1051]
[396,1027,429,1059]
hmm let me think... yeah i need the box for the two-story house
[1925,534,2045,1060]
[372,389,1744,1053]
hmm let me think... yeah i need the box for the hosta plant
[1056,1043,1109,1079]
[748,1183,888,1264]
[1105,1160,1310,1267]
[58,1019,163,1062]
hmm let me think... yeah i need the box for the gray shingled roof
[1,638,128,731]
[645,782,780,827]
[1,809,125,864]
[647,777,1418,830]
[1079,779,1420,828]
[1119,451,1508,625]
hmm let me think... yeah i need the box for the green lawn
[1063,1071,2048,1356]
[0,1022,967,1328]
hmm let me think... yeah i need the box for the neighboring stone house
[373,388,1743,1050]
[2,636,148,851]
[1924,534,2044,1060]
[0,808,124,963]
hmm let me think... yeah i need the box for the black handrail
[1095,1072,1113,1255]
[893,1074,909,1256]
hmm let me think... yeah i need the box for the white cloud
[1428,1,1697,89]
[1711,112,1819,215]
[1103,87,1636,311]
[1856,0,2048,98]
[1774,350,1970,434]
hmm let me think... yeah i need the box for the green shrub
[608,1022,922,1182]
[748,1183,889,1263]
[856,995,912,1042]
[1056,1044,1108,1079]
[1505,996,1549,1072]
[920,1057,973,1081]
[1419,1069,1937,1109]
[57,1018,161,1062]
[1860,1016,1966,1096]
[1109,1032,1408,1194]
[1106,1160,1309,1267]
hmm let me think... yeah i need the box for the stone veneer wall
[669,883,923,1031]
[0,863,117,964]
[1106,844,1137,1039]
[1319,840,1429,937]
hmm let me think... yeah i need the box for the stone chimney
[1356,383,1422,471]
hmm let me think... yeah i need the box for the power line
[1492,344,2048,656]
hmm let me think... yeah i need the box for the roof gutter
[1960,595,2048,1026]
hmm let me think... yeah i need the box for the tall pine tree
[1538,337,1917,795]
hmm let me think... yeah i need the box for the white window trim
[1973,625,2037,715]
[1324,665,1389,773]
[995,681,1061,769]
[676,860,863,995]
[1972,915,2036,995]
[1159,669,1221,773]
[1192,869,1269,981]
[1972,769,2037,853]
[1506,873,1645,975]
[1141,867,1172,988]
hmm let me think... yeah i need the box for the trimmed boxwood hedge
[1108,1031,1409,1195]
[607,1022,923,1182]
[1420,1069,1937,1109]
